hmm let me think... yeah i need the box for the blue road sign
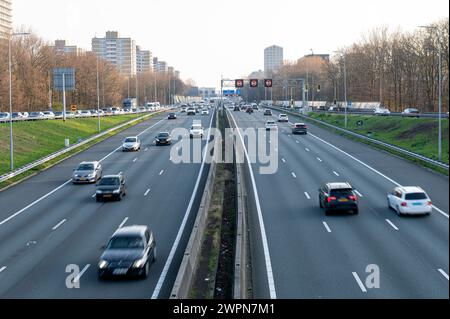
[53,68,76,91]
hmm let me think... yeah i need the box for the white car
[387,186,432,216]
[190,124,204,139]
[122,137,141,152]
[278,114,289,122]
[187,108,196,116]
[201,110,209,116]
[265,120,278,131]
[42,111,55,119]
[374,108,391,115]
[0,112,10,121]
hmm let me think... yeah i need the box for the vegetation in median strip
[308,113,449,165]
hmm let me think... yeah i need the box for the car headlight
[96,190,103,194]
[99,260,108,269]
[133,257,146,269]
[113,189,121,194]
[88,174,95,178]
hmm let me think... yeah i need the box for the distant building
[0,0,12,39]
[264,45,284,74]
[199,87,216,99]
[136,46,152,73]
[155,61,168,73]
[174,70,180,79]
[92,31,137,76]
[301,53,330,62]
[51,40,84,56]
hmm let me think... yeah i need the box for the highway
[229,107,449,299]
[0,109,215,299]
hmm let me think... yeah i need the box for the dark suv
[96,175,127,202]
[292,123,308,135]
[98,226,156,279]
[319,182,359,215]
[264,109,273,116]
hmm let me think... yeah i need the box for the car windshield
[125,138,137,143]
[107,236,145,249]
[77,164,94,171]
[158,133,169,138]
[99,178,120,186]
[330,189,353,197]
[405,193,427,200]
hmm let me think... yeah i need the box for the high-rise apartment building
[51,40,84,56]
[264,45,284,74]
[0,0,12,39]
[92,31,137,76]
[136,46,152,73]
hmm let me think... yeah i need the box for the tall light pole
[420,25,442,162]
[8,32,30,172]
[334,50,348,128]
[96,55,101,133]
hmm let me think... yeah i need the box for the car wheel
[152,247,157,263]
[118,193,123,201]
[396,206,402,216]
[96,197,102,203]
[325,209,330,216]
[319,199,323,208]
[353,208,359,215]
[141,262,150,279]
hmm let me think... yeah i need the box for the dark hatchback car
[264,109,273,116]
[155,132,172,146]
[292,123,308,135]
[96,175,127,202]
[168,113,177,120]
[98,226,156,279]
[234,106,241,112]
[319,182,359,215]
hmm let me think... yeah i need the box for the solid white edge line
[386,219,399,231]
[73,264,90,283]
[228,111,277,299]
[438,269,449,280]
[323,222,332,233]
[304,192,311,200]
[309,133,449,219]
[52,219,67,231]
[0,117,167,228]
[151,111,215,300]
[352,272,368,293]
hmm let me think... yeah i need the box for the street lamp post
[96,55,101,133]
[420,25,443,162]
[8,32,30,172]
[334,50,348,128]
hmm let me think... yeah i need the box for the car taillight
[428,201,433,206]
[349,195,358,201]
[327,197,337,203]
[401,202,408,207]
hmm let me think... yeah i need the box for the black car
[246,108,254,114]
[264,110,273,116]
[96,175,127,202]
[319,182,359,215]
[292,123,308,135]
[168,113,177,120]
[234,106,241,112]
[98,226,156,279]
[155,132,172,145]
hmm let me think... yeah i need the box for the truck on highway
[123,98,138,109]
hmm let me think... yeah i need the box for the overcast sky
[13,0,449,88]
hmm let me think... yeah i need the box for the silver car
[72,161,102,184]
[122,137,141,152]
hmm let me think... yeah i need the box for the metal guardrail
[309,109,449,119]
[0,110,167,183]
[267,106,449,170]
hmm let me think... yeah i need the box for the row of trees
[269,18,448,112]
[0,29,192,112]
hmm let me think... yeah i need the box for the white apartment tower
[136,46,152,74]
[92,31,137,76]
[0,0,12,39]
[264,45,284,74]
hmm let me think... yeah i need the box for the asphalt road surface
[0,109,215,299]
[229,107,448,299]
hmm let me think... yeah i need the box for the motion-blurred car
[190,124,204,139]
[98,225,156,279]
[234,106,241,112]
[72,161,102,184]
[42,111,55,119]
[168,113,177,120]
[122,137,141,152]
[387,186,432,216]
[292,123,308,135]
[265,120,278,131]
[155,132,173,145]
[319,182,359,215]
[278,114,289,122]
[201,109,209,116]
[187,108,196,116]
[402,108,420,117]
[96,174,127,202]
[374,108,391,116]
[264,109,273,116]
[246,108,254,114]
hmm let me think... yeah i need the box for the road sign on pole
[53,68,76,122]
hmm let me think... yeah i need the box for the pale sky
[13,0,449,88]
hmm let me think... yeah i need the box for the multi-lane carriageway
[0,106,448,299]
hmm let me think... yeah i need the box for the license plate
[113,269,128,275]
[80,178,86,181]
[413,203,423,206]
[339,199,349,202]
[103,195,112,198]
